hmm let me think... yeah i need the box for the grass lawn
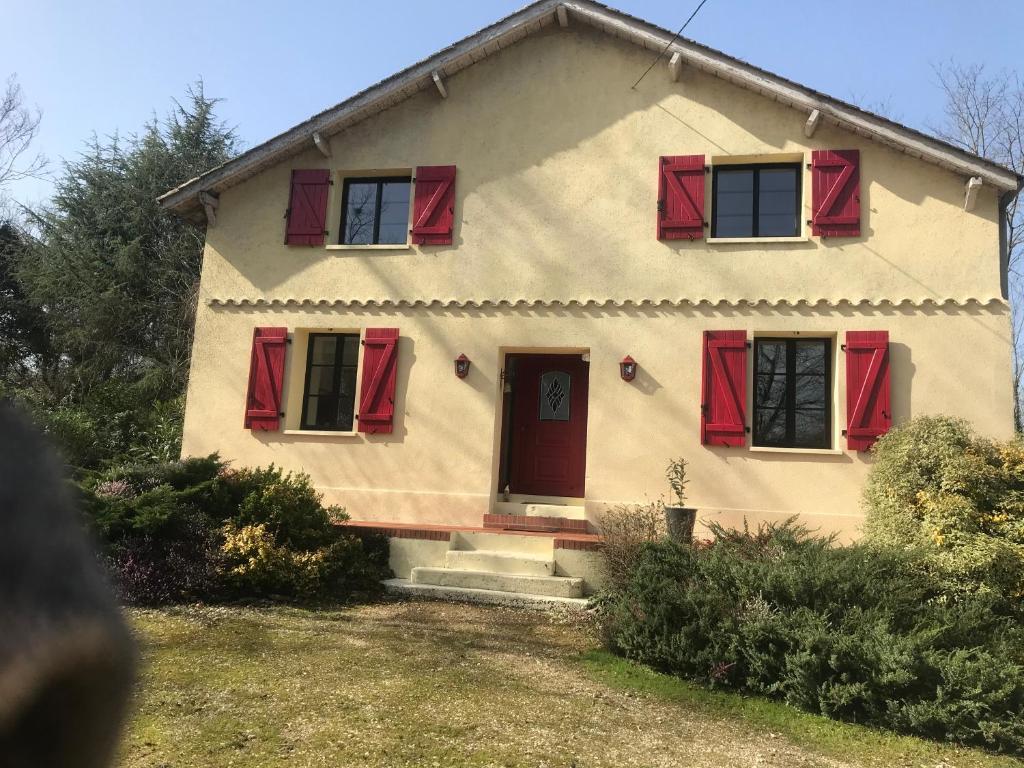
[120,600,1022,768]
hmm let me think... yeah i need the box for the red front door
[506,354,589,497]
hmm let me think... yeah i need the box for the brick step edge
[483,513,591,534]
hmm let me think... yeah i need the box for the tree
[0,75,45,210]
[0,221,53,391]
[7,83,237,469]
[931,63,1024,430]
[19,83,236,392]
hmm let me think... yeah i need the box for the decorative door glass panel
[539,371,571,421]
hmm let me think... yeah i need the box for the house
[159,0,1020,602]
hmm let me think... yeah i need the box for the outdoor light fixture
[619,355,637,382]
[454,353,471,379]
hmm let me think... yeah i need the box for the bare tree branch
[932,62,1024,430]
[0,75,46,204]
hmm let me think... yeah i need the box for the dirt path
[120,601,1008,768]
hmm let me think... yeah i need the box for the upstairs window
[712,164,801,238]
[753,337,831,449]
[301,333,361,431]
[340,177,411,245]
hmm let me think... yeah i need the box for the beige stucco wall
[184,302,1012,542]
[181,24,1013,541]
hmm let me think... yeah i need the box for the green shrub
[601,520,1024,754]
[82,455,388,604]
[227,465,346,550]
[863,415,1024,607]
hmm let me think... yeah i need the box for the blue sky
[4,0,1023,206]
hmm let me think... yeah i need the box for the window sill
[282,429,361,438]
[325,244,411,251]
[707,236,809,244]
[749,445,843,456]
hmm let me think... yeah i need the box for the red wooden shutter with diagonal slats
[285,169,330,246]
[811,150,860,237]
[845,330,891,451]
[658,155,705,240]
[244,327,287,431]
[701,330,747,446]
[358,328,400,434]
[411,166,455,245]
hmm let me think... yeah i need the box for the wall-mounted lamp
[619,355,637,382]
[454,353,471,379]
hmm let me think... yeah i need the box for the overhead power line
[630,0,712,90]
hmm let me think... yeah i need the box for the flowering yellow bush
[864,416,1024,603]
[220,522,328,598]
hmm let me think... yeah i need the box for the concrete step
[445,549,555,576]
[411,567,583,598]
[451,530,554,556]
[493,501,587,520]
[383,578,589,609]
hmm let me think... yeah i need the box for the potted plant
[664,457,697,543]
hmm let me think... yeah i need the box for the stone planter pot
[665,506,697,544]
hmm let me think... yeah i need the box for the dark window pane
[794,410,827,446]
[714,170,754,237]
[713,164,801,238]
[753,338,831,449]
[758,168,798,236]
[756,407,788,444]
[311,336,337,365]
[304,396,319,426]
[795,341,826,374]
[758,214,797,237]
[378,181,410,244]
[717,170,754,193]
[343,183,377,244]
[341,177,411,245]
[757,342,787,374]
[757,373,787,409]
[342,335,360,366]
[302,333,360,431]
[794,374,825,408]
[308,366,335,396]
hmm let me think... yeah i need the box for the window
[301,333,361,431]
[753,338,831,448]
[712,164,801,237]
[340,177,411,245]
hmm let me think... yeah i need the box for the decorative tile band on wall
[207,297,1009,310]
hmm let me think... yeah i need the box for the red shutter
[658,155,705,240]
[845,331,891,451]
[285,169,330,246]
[244,327,287,431]
[411,165,455,245]
[811,150,860,237]
[358,328,400,434]
[701,330,747,446]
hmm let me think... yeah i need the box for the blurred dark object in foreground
[0,405,135,768]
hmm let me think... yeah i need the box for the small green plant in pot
[664,457,696,543]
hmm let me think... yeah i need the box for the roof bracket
[432,71,448,99]
[199,191,219,227]
[964,176,983,212]
[804,109,821,138]
[556,5,569,27]
[668,52,682,83]
[312,132,332,158]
